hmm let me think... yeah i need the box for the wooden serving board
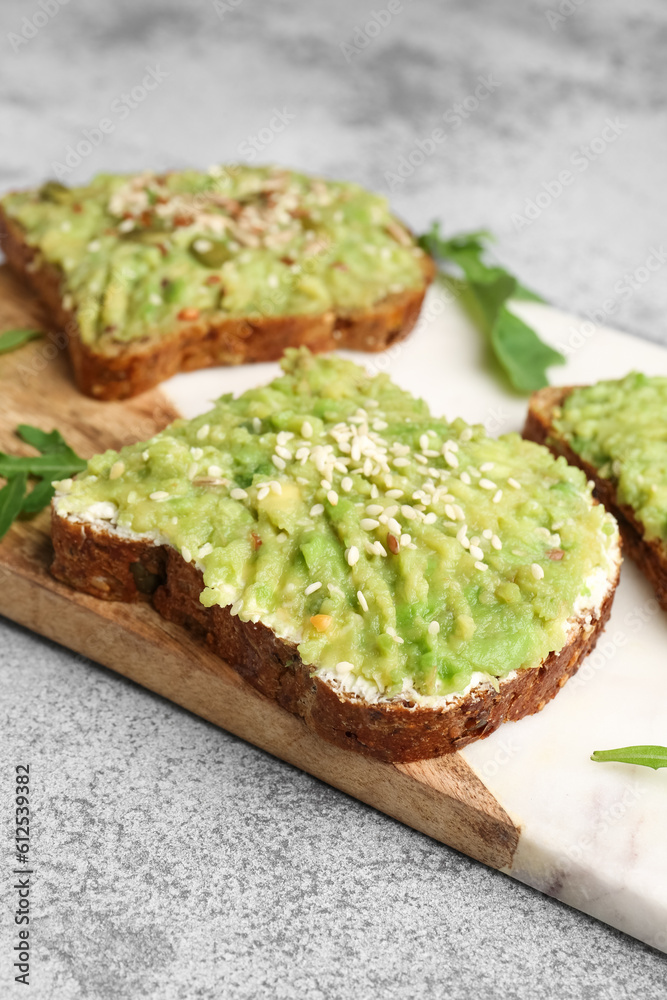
[2,264,666,952]
[0,266,517,873]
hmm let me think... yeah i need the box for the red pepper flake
[251,531,262,551]
[548,549,564,560]
[140,210,153,227]
[174,214,194,227]
[387,533,400,554]
[72,203,82,213]
[205,275,222,285]
[177,307,200,321]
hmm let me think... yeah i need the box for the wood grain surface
[0,264,520,871]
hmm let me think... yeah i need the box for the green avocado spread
[2,165,426,346]
[554,371,667,545]
[54,351,618,703]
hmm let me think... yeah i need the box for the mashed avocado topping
[555,372,667,544]
[54,351,618,703]
[2,166,425,346]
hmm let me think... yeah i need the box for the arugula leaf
[21,478,56,515]
[591,746,667,771]
[0,424,86,540]
[0,473,28,539]
[491,306,566,394]
[16,424,72,454]
[0,328,43,354]
[418,223,561,392]
[0,452,86,478]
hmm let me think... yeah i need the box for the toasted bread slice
[49,352,621,761]
[524,384,667,610]
[51,508,618,762]
[0,167,435,400]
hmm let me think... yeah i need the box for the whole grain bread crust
[524,385,667,611]
[0,208,435,401]
[50,507,619,762]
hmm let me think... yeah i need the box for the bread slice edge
[50,501,621,762]
[524,385,667,611]
[0,207,435,401]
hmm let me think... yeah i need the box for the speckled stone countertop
[1,1,666,997]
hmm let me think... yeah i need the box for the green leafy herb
[418,223,563,393]
[0,328,43,355]
[0,424,85,540]
[591,746,667,771]
[0,473,28,539]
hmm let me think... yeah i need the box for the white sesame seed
[385,489,403,498]
[444,451,459,468]
[414,453,428,466]
[492,490,503,504]
[460,427,473,442]
[419,434,430,451]
[119,218,135,233]
[475,561,488,572]
[149,292,162,306]
[327,490,339,506]
[460,472,471,485]
[208,464,222,477]
[370,484,379,498]
[196,424,210,441]
[361,518,379,530]
[531,563,544,580]
[482,529,493,539]
[190,447,203,460]
[366,504,383,516]
[480,462,494,472]
[347,545,360,566]
[372,541,387,556]
[230,488,248,500]
[444,440,459,452]
[149,491,170,501]
[469,544,484,560]
[321,479,331,491]
[340,476,352,493]
[479,478,497,490]
[275,445,292,460]
[198,543,213,558]
[357,590,369,612]
[508,477,521,489]
[109,460,125,480]
[310,503,324,516]
[400,533,411,546]
[393,457,410,468]
[230,599,243,616]
[181,546,192,563]
[193,238,213,253]
[252,417,262,433]
[272,455,286,470]
[400,505,417,520]
[428,621,440,635]
[336,661,356,674]
[444,504,457,521]
[372,420,388,431]
[387,517,402,534]
[492,535,502,550]
[257,486,270,500]
[171,516,178,524]
[305,581,322,595]
[142,450,150,461]
[452,504,465,520]
[456,524,468,543]
[423,512,437,524]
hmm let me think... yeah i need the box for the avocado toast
[0,166,434,400]
[525,373,667,611]
[51,351,620,761]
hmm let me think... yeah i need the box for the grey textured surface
[1,0,666,996]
